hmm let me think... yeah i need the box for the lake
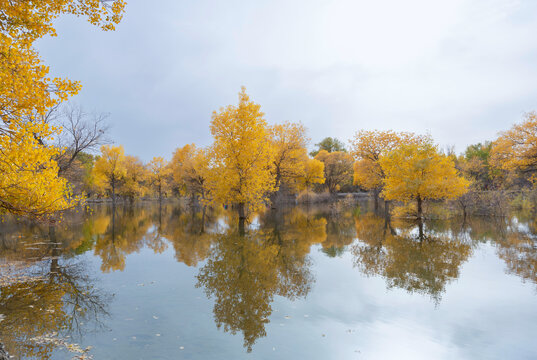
[1,200,536,359]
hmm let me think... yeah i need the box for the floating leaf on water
[284,315,291,319]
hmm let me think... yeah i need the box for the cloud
[37,0,537,160]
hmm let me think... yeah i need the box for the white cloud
[37,0,537,159]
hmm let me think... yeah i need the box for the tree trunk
[418,218,425,241]
[238,202,246,220]
[238,202,246,236]
[271,172,282,209]
[384,199,390,220]
[373,188,380,213]
[200,205,206,234]
[112,179,116,205]
[417,195,423,220]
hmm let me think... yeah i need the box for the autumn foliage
[379,142,470,219]
[0,0,125,219]
[207,87,276,218]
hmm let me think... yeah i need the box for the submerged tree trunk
[417,195,423,220]
[373,188,380,213]
[238,202,246,236]
[237,202,246,220]
[112,179,116,205]
[417,195,425,241]
[418,218,425,241]
[271,171,282,209]
[200,205,206,234]
[384,199,391,220]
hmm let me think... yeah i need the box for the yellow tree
[350,130,427,210]
[148,156,171,201]
[93,145,127,202]
[491,112,537,185]
[208,87,275,222]
[0,1,125,219]
[314,150,353,193]
[379,142,469,219]
[269,122,310,193]
[120,155,148,202]
[296,158,325,191]
[170,144,210,201]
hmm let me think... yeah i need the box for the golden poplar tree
[120,155,148,201]
[170,144,210,200]
[208,87,275,220]
[93,145,127,202]
[491,112,537,183]
[269,122,310,193]
[379,142,469,219]
[148,157,172,201]
[350,130,427,209]
[314,150,353,193]
[0,0,125,218]
[296,158,325,191]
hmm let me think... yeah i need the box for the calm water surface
[1,201,536,359]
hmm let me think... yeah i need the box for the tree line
[79,87,534,222]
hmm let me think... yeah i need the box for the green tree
[309,137,346,157]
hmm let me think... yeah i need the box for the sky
[37,0,537,161]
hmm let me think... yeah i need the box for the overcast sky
[37,0,537,161]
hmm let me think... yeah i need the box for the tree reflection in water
[1,202,537,356]
[0,223,111,359]
[196,207,322,352]
[495,214,537,285]
[352,213,473,303]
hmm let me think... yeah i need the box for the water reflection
[0,223,111,358]
[161,205,215,267]
[321,205,355,257]
[496,215,537,285]
[352,214,473,302]
[1,202,537,357]
[196,207,319,351]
